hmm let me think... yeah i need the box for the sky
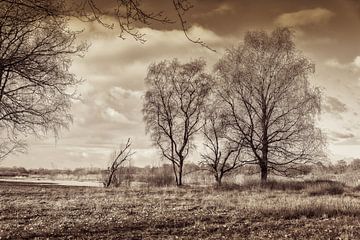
[3,0,360,169]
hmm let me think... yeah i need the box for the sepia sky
[3,0,360,169]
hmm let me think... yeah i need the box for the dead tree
[143,59,213,186]
[216,28,325,182]
[104,138,134,188]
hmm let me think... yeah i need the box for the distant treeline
[1,159,360,185]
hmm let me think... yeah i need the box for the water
[0,177,103,187]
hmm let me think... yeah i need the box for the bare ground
[1,181,360,239]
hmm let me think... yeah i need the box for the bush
[138,164,175,187]
[239,179,307,191]
[213,182,242,191]
[236,179,346,195]
[146,173,174,187]
[307,180,345,196]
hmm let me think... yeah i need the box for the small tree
[104,138,134,188]
[200,100,248,185]
[216,28,325,182]
[143,59,213,186]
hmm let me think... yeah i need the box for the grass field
[1,181,360,239]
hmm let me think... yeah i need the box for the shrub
[138,164,175,187]
[239,179,307,191]
[236,179,346,195]
[307,180,345,196]
[146,172,174,187]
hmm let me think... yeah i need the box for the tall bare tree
[143,59,213,186]
[200,99,249,185]
[215,28,325,182]
[0,0,87,157]
[104,138,134,188]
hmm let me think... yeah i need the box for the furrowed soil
[1,181,360,239]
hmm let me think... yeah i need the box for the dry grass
[1,181,360,239]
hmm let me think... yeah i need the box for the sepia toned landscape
[1,0,360,239]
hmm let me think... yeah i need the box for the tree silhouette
[143,59,213,186]
[0,0,87,156]
[216,28,325,182]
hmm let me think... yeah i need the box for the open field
[1,181,360,239]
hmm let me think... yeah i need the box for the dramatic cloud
[275,8,335,27]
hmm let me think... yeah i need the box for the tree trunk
[260,136,269,183]
[260,150,268,183]
[260,100,269,183]
[178,166,183,186]
[260,164,268,183]
[178,158,184,186]
[171,143,178,186]
[215,174,222,186]
[214,171,224,186]
[172,161,178,186]
[105,169,115,188]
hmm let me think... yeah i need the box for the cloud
[324,56,360,73]
[196,3,233,18]
[324,96,348,113]
[275,8,335,27]
[102,107,135,125]
[330,131,355,140]
[352,56,360,68]
[325,58,349,70]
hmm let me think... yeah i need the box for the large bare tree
[215,28,325,182]
[0,0,87,156]
[143,59,213,186]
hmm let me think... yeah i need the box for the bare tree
[0,0,213,49]
[104,138,135,188]
[143,59,213,186]
[0,1,87,158]
[215,28,325,183]
[200,100,248,185]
